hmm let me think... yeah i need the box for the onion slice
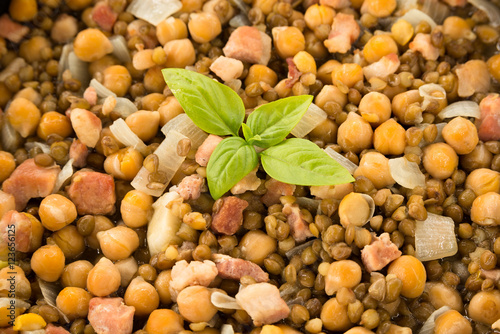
[114,97,138,118]
[211,291,242,310]
[291,103,327,138]
[110,118,148,155]
[437,101,481,119]
[25,142,51,154]
[0,57,26,81]
[1,118,23,153]
[38,278,70,323]
[399,9,437,30]
[420,0,450,24]
[110,35,131,63]
[52,158,74,194]
[388,157,426,189]
[415,213,458,262]
[127,0,182,26]
[161,113,208,149]
[221,324,235,334]
[90,78,116,99]
[419,306,451,334]
[324,147,358,174]
[0,297,30,310]
[419,83,446,111]
[468,0,500,27]
[68,50,90,87]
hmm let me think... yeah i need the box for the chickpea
[426,282,463,312]
[103,65,132,97]
[37,111,73,141]
[468,290,500,326]
[177,286,218,323]
[188,12,221,44]
[31,245,66,282]
[73,28,113,62]
[145,309,184,334]
[374,119,406,155]
[363,34,398,63]
[158,96,184,126]
[361,0,396,18]
[87,257,121,297]
[104,147,144,181]
[124,277,160,317]
[358,92,391,126]
[487,54,500,82]
[133,49,156,71]
[86,215,115,249]
[387,255,426,298]
[325,260,362,295]
[240,230,277,265]
[441,117,478,155]
[115,257,138,287]
[56,287,91,320]
[155,270,173,305]
[254,0,277,15]
[433,309,471,334]
[460,142,493,172]
[51,225,85,259]
[121,190,153,228]
[317,60,341,85]
[422,143,459,179]
[141,93,167,111]
[89,55,119,77]
[272,26,306,59]
[0,265,31,300]
[443,16,475,40]
[293,51,317,75]
[338,192,373,229]
[345,327,375,334]
[0,151,16,183]
[465,168,500,196]
[9,0,37,22]
[332,63,364,89]
[65,0,92,10]
[96,225,140,261]
[6,97,41,138]
[320,298,353,332]
[39,194,77,231]
[60,260,93,289]
[337,112,373,154]
[156,17,188,45]
[391,19,414,46]
[309,118,337,144]
[391,90,424,126]
[163,39,196,69]
[245,65,278,87]
[124,110,160,142]
[315,84,347,109]
[470,192,500,226]
[304,4,335,31]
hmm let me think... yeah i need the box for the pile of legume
[1,0,500,333]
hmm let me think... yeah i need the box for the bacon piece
[362,53,400,80]
[177,174,204,201]
[45,324,71,334]
[324,13,360,54]
[261,179,296,207]
[235,283,290,326]
[83,86,98,106]
[88,297,135,334]
[195,134,223,167]
[0,210,32,252]
[282,203,314,242]
[169,260,218,299]
[0,190,15,219]
[51,14,78,44]
[70,108,102,148]
[230,168,261,195]
[213,254,269,282]
[480,269,500,283]
[2,159,60,211]
[285,57,302,88]
[210,56,244,82]
[92,1,118,32]
[319,0,350,8]
[67,170,116,215]
[478,94,500,141]
[0,14,29,43]
[223,26,272,65]
[211,196,248,235]
[409,33,440,61]
[70,139,89,168]
[361,232,402,273]
[456,60,491,98]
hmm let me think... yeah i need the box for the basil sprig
[163,68,354,200]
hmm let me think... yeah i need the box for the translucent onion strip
[57,44,72,82]
[211,291,242,310]
[419,83,446,111]
[90,78,116,99]
[161,113,208,149]
[25,142,51,154]
[420,0,450,24]
[1,119,22,153]
[221,324,235,334]
[468,0,500,27]
[109,118,148,155]
[419,306,451,334]
[68,50,90,87]
[110,35,131,63]
[0,57,26,81]
[114,97,138,118]
[131,130,188,197]
[290,103,327,138]
[324,147,358,174]
[388,157,426,189]
[415,213,458,262]
[437,101,481,119]
[0,297,30,310]
[127,0,182,26]
[147,191,182,256]
[52,158,74,194]
[399,9,437,30]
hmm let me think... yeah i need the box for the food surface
[1,0,500,333]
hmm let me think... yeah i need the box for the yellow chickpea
[188,12,222,43]
[426,282,463,312]
[358,92,392,126]
[37,111,73,141]
[6,97,41,138]
[9,0,37,22]
[103,65,132,97]
[422,143,458,180]
[51,225,86,260]
[317,60,342,85]
[156,17,188,45]
[89,55,119,77]
[245,65,278,87]
[145,309,184,334]
[470,192,500,226]
[163,39,196,69]
[125,110,160,142]
[121,190,153,228]
[19,36,51,63]
[465,168,500,196]
[315,84,348,109]
[240,230,277,265]
[124,277,160,317]
[309,118,338,144]
[86,215,115,249]
[158,96,184,126]
[387,255,426,299]
[0,265,31,300]
[293,51,317,75]
[87,257,121,297]
[468,290,500,326]
[103,147,144,181]
[56,287,92,320]
[443,16,475,40]
[337,112,373,154]
[354,152,395,189]
[0,151,16,183]
[374,119,406,155]
[338,192,373,228]
[254,0,277,15]
[31,245,66,282]
[39,194,78,231]
[363,34,398,63]
[332,63,364,89]
[65,0,92,10]
[96,225,140,261]
[434,310,472,334]
[73,28,113,62]
[141,93,167,111]
[345,327,375,334]
[325,260,362,295]
[177,286,218,323]
[320,298,353,332]
[273,26,306,59]
[487,54,500,82]
[441,117,478,155]
[304,4,335,31]
[60,260,93,289]
[391,90,424,126]
[391,19,414,46]
[155,270,173,305]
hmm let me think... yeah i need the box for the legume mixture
[1,0,500,333]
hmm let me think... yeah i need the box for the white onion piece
[131,130,188,197]
[0,57,26,81]
[52,158,74,194]
[420,0,450,24]
[127,0,182,26]
[419,306,451,334]
[399,9,436,30]
[389,157,426,189]
[437,101,481,119]
[161,113,208,149]
[415,213,458,262]
[147,191,182,256]
[1,119,22,153]
[38,279,70,323]
[469,247,487,262]
[110,118,148,155]
[295,197,321,214]
[229,14,251,28]
[90,78,116,99]
[221,324,235,334]
[324,147,358,174]
[0,297,30,310]
[21,330,46,334]
[211,292,242,310]
[493,318,500,330]
[114,97,138,118]
[417,123,446,146]
[419,83,446,111]
[468,0,500,27]
[291,103,328,138]
[110,35,131,63]
[68,51,90,87]
[25,142,51,154]
[396,0,418,12]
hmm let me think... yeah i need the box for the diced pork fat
[45,324,71,334]
[409,33,440,61]
[363,53,400,80]
[2,159,60,211]
[69,108,102,148]
[0,327,18,334]
[261,179,296,207]
[67,170,116,215]
[0,210,32,252]
[195,134,223,167]
[83,86,98,106]
[0,190,15,219]
[88,297,135,334]
[324,13,360,54]
[213,254,269,282]
[235,283,290,326]
[70,139,89,168]
[285,57,302,88]
[223,26,272,65]
[480,269,500,283]
[51,14,78,44]
[0,14,29,43]
[319,0,350,9]
[210,56,244,82]
[442,0,467,6]
[361,232,402,273]
[92,1,118,31]
[177,174,205,201]
[211,196,248,235]
[478,94,500,141]
[230,168,261,195]
[169,260,218,299]
[282,203,314,242]
[456,60,491,98]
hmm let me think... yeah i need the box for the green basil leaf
[241,123,253,142]
[207,137,259,200]
[246,95,313,148]
[260,138,355,186]
[162,68,244,136]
